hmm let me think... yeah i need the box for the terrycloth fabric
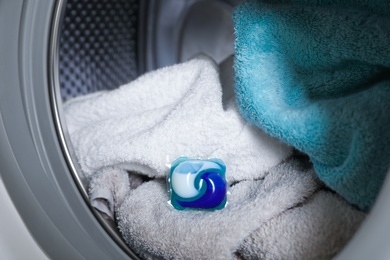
[64,55,292,214]
[118,158,320,259]
[117,158,364,260]
[236,190,365,260]
[65,56,365,259]
[88,167,141,219]
[233,0,390,211]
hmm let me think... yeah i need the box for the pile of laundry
[64,56,363,259]
[64,0,390,258]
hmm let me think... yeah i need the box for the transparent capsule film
[166,156,229,211]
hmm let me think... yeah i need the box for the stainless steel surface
[49,0,141,258]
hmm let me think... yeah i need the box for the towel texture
[65,56,292,185]
[118,159,319,259]
[233,0,390,211]
[64,56,365,259]
[236,190,365,259]
[117,158,364,260]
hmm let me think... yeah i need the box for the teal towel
[233,0,390,211]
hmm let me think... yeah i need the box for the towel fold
[233,0,390,211]
[117,158,364,260]
[117,158,320,259]
[236,190,365,260]
[65,56,292,184]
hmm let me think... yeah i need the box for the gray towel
[113,158,364,259]
[237,190,365,260]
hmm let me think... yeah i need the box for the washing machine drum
[59,0,237,101]
[1,0,390,259]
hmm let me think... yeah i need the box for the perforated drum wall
[59,0,139,101]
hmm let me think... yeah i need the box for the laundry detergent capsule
[168,157,227,211]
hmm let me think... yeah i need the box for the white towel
[64,55,292,184]
[64,55,364,259]
[116,158,364,259]
[117,158,320,259]
[236,190,365,260]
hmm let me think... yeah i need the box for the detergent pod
[167,157,228,211]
